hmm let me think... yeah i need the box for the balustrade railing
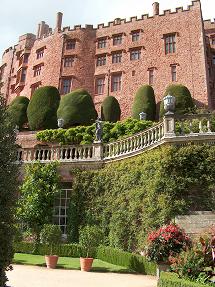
[16,114,215,163]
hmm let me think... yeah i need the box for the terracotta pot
[80,257,94,271]
[45,255,59,269]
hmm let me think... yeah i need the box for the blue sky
[0,0,214,58]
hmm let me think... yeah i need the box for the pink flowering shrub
[146,223,191,263]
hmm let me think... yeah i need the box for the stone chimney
[152,2,159,16]
[55,12,63,32]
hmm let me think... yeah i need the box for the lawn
[13,253,133,273]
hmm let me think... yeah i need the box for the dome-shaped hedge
[27,86,60,130]
[57,88,97,127]
[7,96,29,129]
[159,84,194,118]
[132,85,156,120]
[101,96,121,122]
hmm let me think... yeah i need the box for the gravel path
[7,265,157,287]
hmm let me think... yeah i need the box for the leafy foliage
[101,96,121,122]
[160,84,194,117]
[146,224,191,263]
[68,144,215,252]
[0,95,18,286]
[79,225,104,257]
[27,86,60,130]
[17,162,60,241]
[7,96,29,129]
[36,118,153,144]
[40,224,62,255]
[57,88,97,127]
[132,85,156,120]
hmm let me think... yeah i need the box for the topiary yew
[7,96,29,129]
[132,85,156,121]
[27,86,60,130]
[101,96,121,122]
[160,84,194,118]
[57,88,97,127]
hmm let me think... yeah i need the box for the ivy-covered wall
[68,144,215,252]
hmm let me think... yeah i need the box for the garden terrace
[16,114,215,167]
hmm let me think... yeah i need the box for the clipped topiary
[7,96,29,129]
[101,96,121,122]
[132,85,156,121]
[160,84,194,118]
[27,86,60,130]
[57,88,97,127]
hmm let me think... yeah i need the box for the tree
[101,96,121,122]
[132,85,156,121]
[0,95,18,286]
[17,162,60,242]
[57,88,97,127]
[7,96,29,130]
[160,84,194,117]
[27,86,60,130]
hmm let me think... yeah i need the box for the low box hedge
[158,272,213,287]
[96,246,157,275]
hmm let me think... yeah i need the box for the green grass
[13,253,134,273]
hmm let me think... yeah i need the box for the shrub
[160,84,194,117]
[17,162,60,242]
[101,96,121,122]
[40,224,62,255]
[57,89,97,127]
[158,272,213,287]
[146,224,191,263]
[7,96,29,129]
[132,85,156,120]
[97,246,156,275]
[0,96,18,287]
[79,225,104,257]
[27,86,60,130]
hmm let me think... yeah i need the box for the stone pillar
[152,2,159,16]
[163,114,175,137]
[37,23,41,39]
[55,12,63,33]
[93,142,103,161]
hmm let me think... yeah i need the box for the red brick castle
[1,1,215,118]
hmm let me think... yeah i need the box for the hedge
[7,96,29,129]
[14,242,156,275]
[101,96,121,122]
[158,272,213,287]
[97,246,156,275]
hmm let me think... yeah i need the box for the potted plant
[145,223,191,277]
[40,224,62,269]
[79,225,103,272]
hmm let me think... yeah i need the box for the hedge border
[158,272,213,287]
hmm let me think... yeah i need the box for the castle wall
[0,1,213,118]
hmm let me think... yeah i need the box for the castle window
[148,68,155,85]
[61,78,72,94]
[31,82,41,96]
[112,51,122,63]
[36,48,44,59]
[130,49,141,60]
[23,54,29,64]
[64,56,74,67]
[95,77,105,95]
[113,34,122,46]
[171,65,177,81]
[164,34,176,54]
[33,64,42,77]
[98,38,107,49]
[131,31,140,42]
[53,189,71,235]
[66,40,76,50]
[21,68,27,82]
[111,73,122,92]
[96,55,106,66]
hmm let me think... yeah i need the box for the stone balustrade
[16,113,215,164]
